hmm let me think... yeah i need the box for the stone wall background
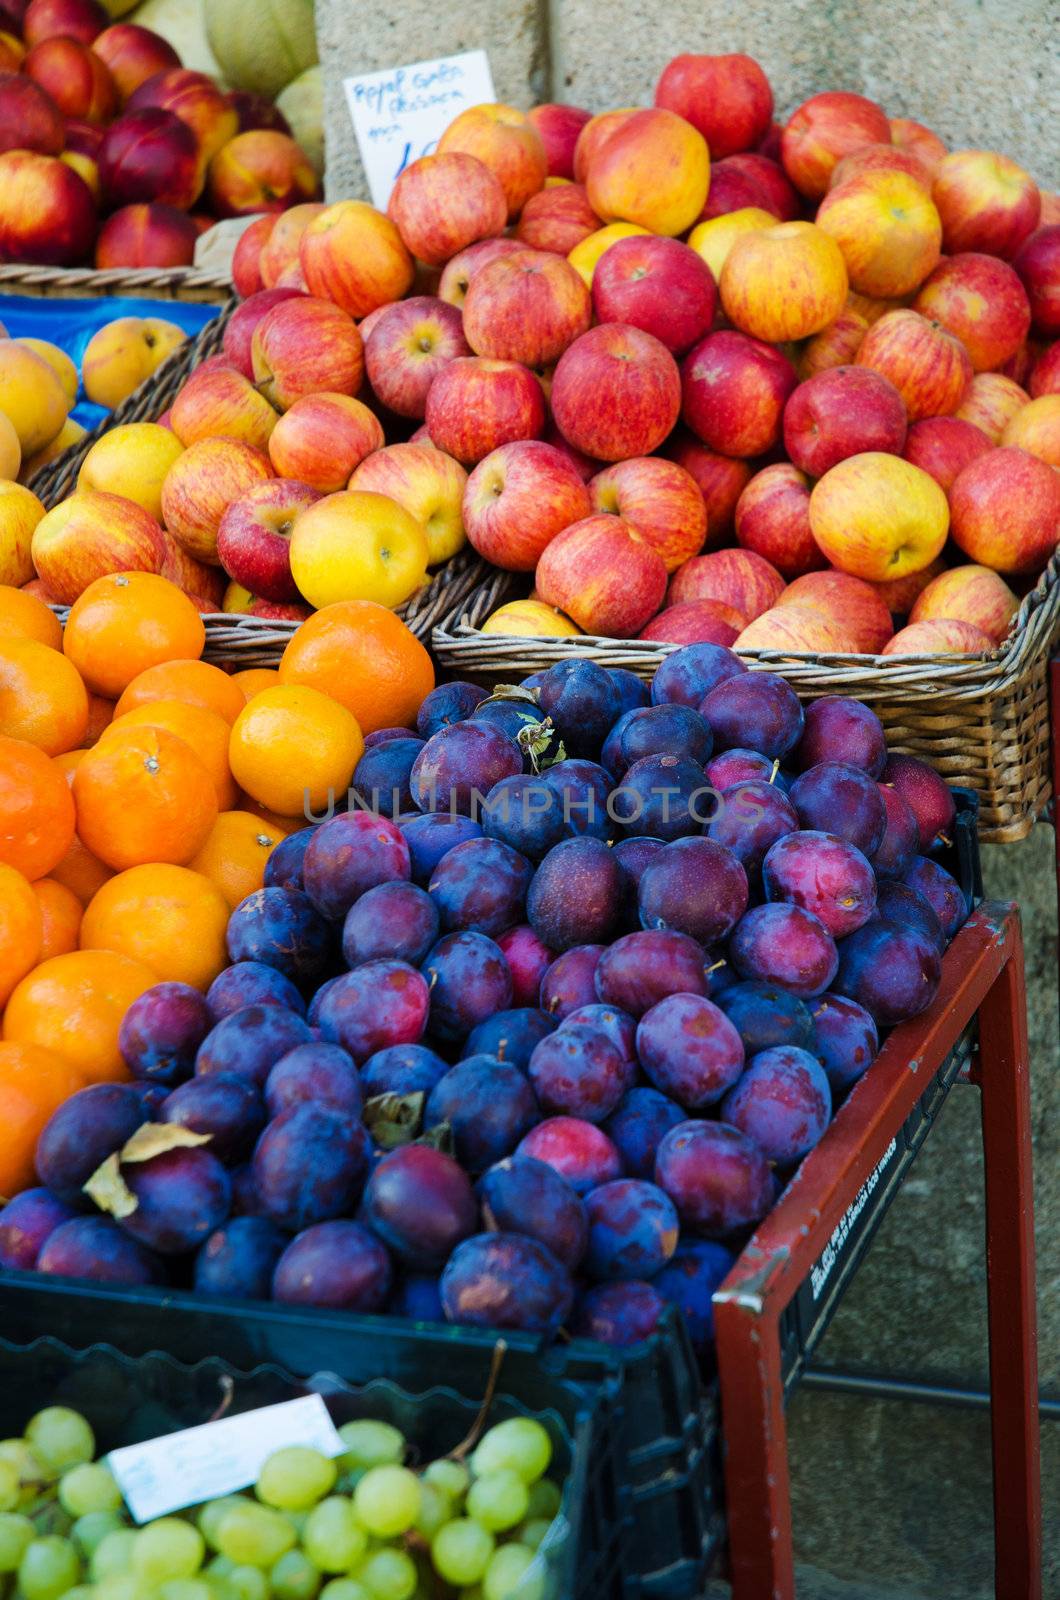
[314,2,1059,1590]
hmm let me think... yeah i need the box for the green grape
[94,1572,149,1600]
[18,1533,82,1600]
[72,1510,126,1559]
[412,1481,449,1541]
[59,1462,123,1518]
[431,1520,494,1587]
[466,1473,528,1534]
[354,1547,416,1600]
[423,1460,469,1502]
[132,1517,206,1584]
[60,1586,96,1600]
[90,1527,139,1581]
[482,1544,543,1600]
[301,1496,367,1574]
[25,1409,95,1474]
[257,1449,337,1513]
[0,1458,19,1513]
[159,1580,214,1600]
[0,1511,35,1572]
[336,1423,403,1475]
[199,1498,248,1550]
[516,1519,551,1552]
[319,1581,371,1600]
[470,1422,551,1486]
[523,1479,560,1523]
[221,1563,270,1600]
[352,1467,420,1539]
[206,1555,235,1579]
[216,1502,297,1567]
[271,1548,321,1600]
[0,1437,50,1498]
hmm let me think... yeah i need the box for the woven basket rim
[0,263,235,301]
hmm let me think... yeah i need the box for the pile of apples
[0,0,319,271]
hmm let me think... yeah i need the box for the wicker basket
[0,263,234,304]
[432,557,1060,845]
[35,304,487,656]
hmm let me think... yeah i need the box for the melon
[130,0,225,79]
[204,0,317,100]
[276,65,323,176]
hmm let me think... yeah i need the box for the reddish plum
[528,1023,631,1122]
[441,1232,573,1334]
[763,830,876,937]
[655,1119,774,1236]
[707,780,798,880]
[360,1042,449,1099]
[119,1147,231,1255]
[159,1074,265,1163]
[636,993,745,1109]
[584,1178,679,1281]
[477,1155,588,1270]
[400,812,483,882]
[206,961,306,1021]
[572,1280,666,1345]
[272,1220,393,1311]
[196,1004,312,1087]
[315,960,430,1059]
[654,1239,736,1354]
[362,1144,478,1269]
[410,722,522,814]
[715,980,815,1054]
[705,748,778,789]
[602,1087,686,1179]
[416,681,488,737]
[700,671,804,760]
[561,1003,637,1074]
[528,837,621,950]
[730,903,839,996]
[539,943,606,1018]
[639,836,749,942]
[226,887,333,984]
[871,784,920,880]
[873,880,945,952]
[789,762,887,856]
[797,697,887,777]
[303,812,411,920]
[833,917,942,1024]
[902,856,968,941]
[880,754,955,850]
[495,926,555,1006]
[0,1189,77,1270]
[252,1104,370,1230]
[342,880,439,967]
[595,929,709,1015]
[809,992,879,1092]
[422,930,513,1039]
[194,1215,288,1300]
[536,659,621,757]
[720,1046,832,1164]
[425,1055,539,1170]
[463,1006,556,1070]
[516,1116,623,1194]
[38,1216,163,1285]
[35,1084,147,1206]
[264,1042,363,1119]
[118,982,213,1084]
[428,836,532,936]
[651,642,747,708]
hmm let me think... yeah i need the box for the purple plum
[797,697,887,777]
[707,780,798,879]
[303,811,411,920]
[654,1240,736,1354]
[700,670,803,760]
[655,1120,774,1237]
[902,855,968,941]
[610,667,651,715]
[873,880,945,952]
[159,1074,265,1163]
[360,1042,449,1099]
[721,1046,832,1164]
[352,738,424,819]
[612,835,666,927]
[399,811,483,882]
[427,837,532,936]
[763,830,876,937]
[272,1220,392,1311]
[536,659,620,757]
[482,774,567,859]
[196,1004,312,1088]
[705,748,778,790]
[226,888,333,984]
[636,994,745,1108]
[583,1179,679,1280]
[809,993,879,1092]
[477,1156,588,1270]
[118,982,213,1084]
[651,642,746,708]
[425,1056,538,1171]
[0,1189,78,1270]
[638,837,749,943]
[528,1023,631,1123]
[119,1147,231,1254]
[34,1084,147,1206]
[614,703,713,775]
[881,754,955,850]
[870,784,920,880]
[441,1232,573,1334]
[362,1144,478,1269]
[496,926,555,1007]
[595,929,709,1016]
[37,1215,163,1285]
[528,837,621,950]
[541,759,613,841]
[342,880,439,967]
[390,1273,444,1321]
[416,681,488,738]
[262,826,314,891]
[411,721,523,814]
[789,761,887,857]
[572,1280,665,1345]
[206,962,306,1021]
[539,944,606,1018]
[729,904,839,997]
[421,931,513,1039]
[462,1007,556,1071]
[264,1042,363,1119]
[612,752,708,840]
[603,1087,686,1180]
[833,918,942,1024]
[252,1104,370,1230]
[315,960,430,1059]
[194,1216,288,1300]
[716,981,815,1055]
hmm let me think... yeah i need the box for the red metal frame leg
[714,1306,793,1600]
[974,915,1041,1600]
[1050,658,1060,1009]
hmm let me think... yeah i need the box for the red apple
[949,446,1060,573]
[654,52,773,159]
[268,393,384,493]
[681,329,797,457]
[734,463,826,579]
[736,604,860,653]
[723,152,799,219]
[855,308,973,419]
[912,253,1031,371]
[535,512,668,637]
[170,365,280,452]
[216,478,320,603]
[437,102,547,219]
[222,286,305,379]
[638,600,745,645]
[669,547,785,620]
[387,151,507,267]
[159,530,226,607]
[696,157,780,221]
[231,214,275,298]
[663,431,752,548]
[1001,393,1060,467]
[91,23,179,104]
[364,295,469,419]
[588,455,706,573]
[799,307,870,378]
[99,107,201,210]
[463,249,591,367]
[23,0,105,46]
[528,103,592,180]
[573,109,637,185]
[889,117,947,180]
[24,36,116,123]
[901,416,993,490]
[909,564,1018,644]
[867,559,946,618]
[516,183,600,255]
[551,323,681,462]
[933,150,1041,259]
[299,199,414,317]
[208,130,319,218]
[463,439,591,570]
[783,365,906,478]
[585,107,709,237]
[0,149,96,264]
[1012,225,1060,337]
[1029,342,1060,398]
[438,236,528,308]
[955,371,1030,440]
[828,143,934,192]
[94,202,198,269]
[780,91,891,199]
[254,201,324,288]
[590,235,716,355]
[162,437,273,564]
[127,66,237,165]
[425,357,545,465]
[252,296,364,411]
[0,71,64,155]
[542,419,600,482]
[882,619,994,655]
[777,570,894,652]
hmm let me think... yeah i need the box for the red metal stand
[714,903,1040,1600]
[1050,657,1060,1002]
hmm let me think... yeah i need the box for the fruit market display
[0,633,970,1357]
[0,0,321,270]
[0,1403,564,1600]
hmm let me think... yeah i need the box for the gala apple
[912,253,1031,371]
[734,463,826,579]
[551,323,681,462]
[438,236,526,308]
[536,513,668,637]
[161,437,273,563]
[170,365,279,452]
[258,202,326,288]
[221,286,304,379]
[816,171,942,298]
[591,234,716,354]
[654,52,773,159]
[268,393,384,493]
[855,308,973,419]
[736,605,859,654]
[669,547,785,620]
[1001,393,1060,466]
[364,296,469,419]
[350,443,468,565]
[589,455,706,572]
[639,600,745,646]
[461,439,589,570]
[251,297,364,412]
[463,249,591,367]
[719,220,848,342]
[387,151,507,267]
[437,102,547,219]
[1013,225,1060,337]
[516,183,600,255]
[572,108,638,185]
[780,91,891,200]
[425,357,546,465]
[932,149,1040,259]
[31,489,165,603]
[909,563,1018,644]
[681,329,797,458]
[777,569,894,652]
[901,416,993,490]
[216,479,320,603]
[585,107,709,237]
[663,432,752,548]
[1030,342,1060,398]
[299,200,414,318]
[889,117,948,179]
[955,370,1030,440]
[882,619,994,654]
[528,103,592,180]
[783,365,907,477]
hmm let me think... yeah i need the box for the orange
[0,863,42,1008]
[278,601,434,735]
[0,585,62,649]
[49,834,113,907]
[230,667,279,699]
[73,726,219,871]
[237,795,307,836]
[81,864,230,991]
[3,949,156,1084]
[53,748,88,782]
[31,877,82,960]
[0,736,76,880]
[63,573,206,698]
[84,693,115,744]
[229,684,364,818]
[115,658,247,727]
[190,810,282,910]
[104,699,238,810]
[0,637,89,754]
[0,1041,85,1198]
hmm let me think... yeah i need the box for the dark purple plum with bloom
[364,726,416,749]
[603,1087,686,1180]
[194,1216,288,1300]
[482,774,567,860]
[655,1240,736,1354]
[638,836,748,943]
[517,1117,623,1195]
[655,1120,774,1237]
[264,1042,363,1120]
[441,1232,573,1334]
[159,1074,265,1163]
[462,1007,556,1071]
[612,835,666,928]
[797,697,887,778]
[196,1004,313,1088]
[707,780,798,881]
[252,1104,370,1231]
[272,1221,392,1311]
[571,1280,666,1345]
[528,1023,631,1123]
[584,1179,679,1281]
[360,1042,450,1099]
[833,918,942,1025]
[118,982,213,1084]
[342,880,439,968]
[870,784,920,881]
[35,1083,147,1206]
[902,855,968,942]
[729,904,839,997]
[411,721,522,814]
[536,659,620,757]
[362,1144,478,1270]
[528,838,621,951]
[428,837,532,937]
[542,759,613,841]
[226,888,333,984]
[399,811,483,883]
[636,994,745,1109]
[762,830,876,938]
[262,827,315,891]
[315,960,430,1059]
[119,1147,232,1255]
[613,703,713,776]
[652,642,746,709]
[789,762,887,857]
[0,1189,78,1270]
[809,993,879,1093]
[352,738,424,819]
[705,748,777,791]
[560,1003,637,1075]
[539,944,606,1018]
[421,931,513,1040]
[425,1055,538,1171]
[496,926,554,1007]
[206,961,306,1021]
[720,1046,832,1165]
[715,981,815,1055]
[611,753,708,840]
[477,1155,588,1270]
[303,811,411,920]
[37,1216,163,1285]
[416,681,488,738]
[609,667,650,716]
[873,880,944,952]
[700,670,803,761]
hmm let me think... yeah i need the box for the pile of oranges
[0,573,435,1197]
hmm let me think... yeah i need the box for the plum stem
[448,1340,508,1461]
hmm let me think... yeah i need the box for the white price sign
[107,1395,345,1524]
[344,49,496,209]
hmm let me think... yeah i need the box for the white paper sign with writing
[107,1395,345,1524]
[344,49,496,210]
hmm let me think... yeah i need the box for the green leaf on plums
[415,1120,455,1156]
[364,1091,426,1150]
[82,1153,138,1219]
[119,1124,214,1164]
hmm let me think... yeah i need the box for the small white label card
[108,1395,345,1524]
[344,48,496,209]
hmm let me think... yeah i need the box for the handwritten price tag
[107,1395,345,1524]
[343,49,496,209]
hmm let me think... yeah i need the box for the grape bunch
[0,1405,560,1600]
[0,643,970,1355]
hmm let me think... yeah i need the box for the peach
[460,439,585,571]
[777,570,895,652]
[161,437,273,564]
[664,433,752,548]
[654,52,773,160]
[566,221,650,288]
[232,214,275,297]
[207,131,318,218]
[669,547,785,620]
[299,200,414,318]
[734,463,825,580]
[17,338,76,407]
[687,207,775,282]
[251,296,364,412]
[536,513,668,637]
[23,36,116,123]
[909,564,1018,644]
[901,416,993,491]
[816,171,942,298]
[1001,393,1060,466]
[573,108,637,184]
[933,150,1041,259]
[31,489,165,603]
[437,102,547,219]
[170,366,280,453]
[23,0,105,46]
[955,371,1030,440]
[425,357,545,466]
[912,253,1032,371]
[463,249,591,367]
[20,417,84,482]
[288,489,429,610]
[82,316,185,410]
[99,107,201,210]
[77,422,183,521]
[1013,224,1060,337]
[736,605,859,654]
[94,202,198,269]
[585,107,709,237]
[856,308,973,419]
[0,481,45,587]
[387,151,507,267]
[828,143,934,192]
[639,600,745,646]
[0,409,19,480]
[780,91,891,200]
[889,118,947,179]
[438,236,526,308]
[720,220,848,342]
[269,393,384,494]
[350,442,468,566]
[552,323,681,462]
[0,340,68,454]
[808,453,950,581]
[882,619,994,655]
[589,455,706,573]
[257,201,325,288]
[127,67,238,167]
[0,150,95,266]
[517,183,600,255]
[528,103,592,181]
[91,22,179,103]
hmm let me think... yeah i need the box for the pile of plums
[0,643,969,1355]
